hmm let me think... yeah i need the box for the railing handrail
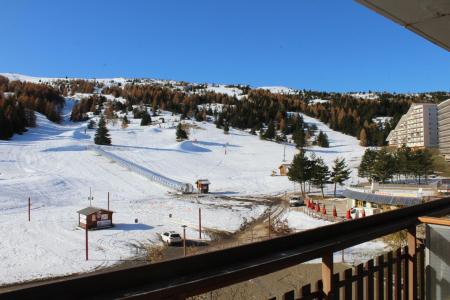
[1,198,449,300]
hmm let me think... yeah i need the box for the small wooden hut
[278,163,292,176]
[77,207,114,230]
[196,179,211,194]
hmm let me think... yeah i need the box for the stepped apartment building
[438,99,450,160]
[386,103,438,148]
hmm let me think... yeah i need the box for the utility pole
[283,143,286,162]
[28,197,31,222]
[107,192,110,211]
[182,225,187,257]
[198,208,202,240]
[85,227,89,261]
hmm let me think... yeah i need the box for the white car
[161,231,182,245]
[289,196,304,207]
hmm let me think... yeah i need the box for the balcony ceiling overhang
[356,0,450,51]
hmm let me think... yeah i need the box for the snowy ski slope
[0,97,368,284]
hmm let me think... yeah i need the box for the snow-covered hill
[0,73,247,97]
[257,86,298,95]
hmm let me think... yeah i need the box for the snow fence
[88,145,194,194]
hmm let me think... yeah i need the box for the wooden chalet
[77,207,114,230]
[278,163,292,176]
[196,179,210,194]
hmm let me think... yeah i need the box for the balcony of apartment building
[438,114,450,125]
[440,129,450,135]
[408,133,423,140]
[439,136,450,148]
[1,199,449,300]
[407,123,424,130]
[438,119,450,127]
[411,138,424,143]
[440,135,450,143]
[438,107,450,116]
[439,145,450,153]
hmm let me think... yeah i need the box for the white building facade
[438,99,450,160]
[386,103,438,148]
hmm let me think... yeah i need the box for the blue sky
[1,0,449,92]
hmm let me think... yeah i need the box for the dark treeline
[93,82,444,146]
[0,76,65,139]
[103,84,234,118]
[288,150,350,198]
[0,93,35,139]
[358,146,434,184]
[217,90,413,146]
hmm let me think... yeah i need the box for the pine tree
[215,115,224,128]
[410,149,433,184]
[293,127,306,149]
[331,158,351,197]
[395,145,412,181]
[358,149,377,181]
[310,157,330,198]
[223,123,229,134]
[176,123,188,141]
[359,128,368,146]
[316,131,329,147]
[127,102,133,112]
[373,148,395,183]
[287,150,310,196]
[140,110,152,126]
[264,121,276,140]
[121,115,129,129]
[94,115,111,145]
[87,119,96,129]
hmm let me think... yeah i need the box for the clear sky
[1,0,449,92]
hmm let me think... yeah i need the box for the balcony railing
[0,198,449,300]
[277,245,425,300]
